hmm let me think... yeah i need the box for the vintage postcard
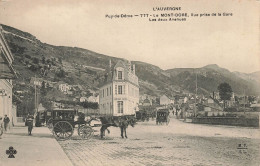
[0,0,259,166]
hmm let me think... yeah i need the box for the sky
[0,0,259,73]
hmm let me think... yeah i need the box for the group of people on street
[0,115,10,139]
[0,114,35,138]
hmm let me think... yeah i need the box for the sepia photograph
[0,0,259,165]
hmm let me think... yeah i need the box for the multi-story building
[99,60,139,116]
[80,97,88,102]
[87,95,99,103]
[0,25,17,120]
[59,83,71,93]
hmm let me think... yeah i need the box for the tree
[197,103,204,111]
[41,98,52,111]
[217,82,233,108]
[58,57,62,64]
[42,56,46,64]
[32,57,39,64]
[40,81,47,96]
[248,96,255,104]
[46,59,51,64]
[56,68,67,78]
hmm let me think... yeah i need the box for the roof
[161,94,174,100]
[143,98,151,103]
[203,103,223,111]
[100,60,138,88]
[52,108,75,112]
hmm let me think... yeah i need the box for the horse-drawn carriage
[156,109,170,125]
[46,108,136,139]
[136,110,149,121]
[46,108,97,140]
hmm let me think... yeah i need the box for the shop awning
[0,52,17,79]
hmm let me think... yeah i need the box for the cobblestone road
[58,118,260,166]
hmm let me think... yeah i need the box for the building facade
[59,83,71,93]
[160,95,174,106]
[0,25,16,121]
[99,60,139,116]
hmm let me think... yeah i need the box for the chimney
[132,64,135,74]
[128,60,131,71]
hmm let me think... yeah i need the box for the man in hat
[3,115,10,132]
[26,114,34,135]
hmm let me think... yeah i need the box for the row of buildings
[0,25,17,123]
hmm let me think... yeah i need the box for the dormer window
[118,71,123,80]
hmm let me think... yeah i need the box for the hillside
[233,71,260,83]
[166,64,260,95]
[1,24,179,101]
[1,24,259,106]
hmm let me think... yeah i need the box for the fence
[192,116,259,127]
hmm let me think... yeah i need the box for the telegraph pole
[244,89,246,114]
[34,75,38,115]
[194,70,197,117]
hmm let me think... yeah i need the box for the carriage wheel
[47,118,53,130]
[78,125,94,139]
[53,121,74,140]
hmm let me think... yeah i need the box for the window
[118,85,122,94]
[118,71,123,80]
[115,85,117,94]
[110,87,111,95]
[117,101,123,113]
[103,89,104,97]
[107,88,109,96]
[123,85,125,94]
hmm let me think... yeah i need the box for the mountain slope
[166,64,260,95]
[1,24,178,100]
[2,24,259,103]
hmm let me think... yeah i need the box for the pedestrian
[26,114,34,135]
[3,115,10,132]
[0,116,3,139]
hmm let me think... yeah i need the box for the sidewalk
[0,125,73,166]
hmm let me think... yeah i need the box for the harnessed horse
[100,116,136,139]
